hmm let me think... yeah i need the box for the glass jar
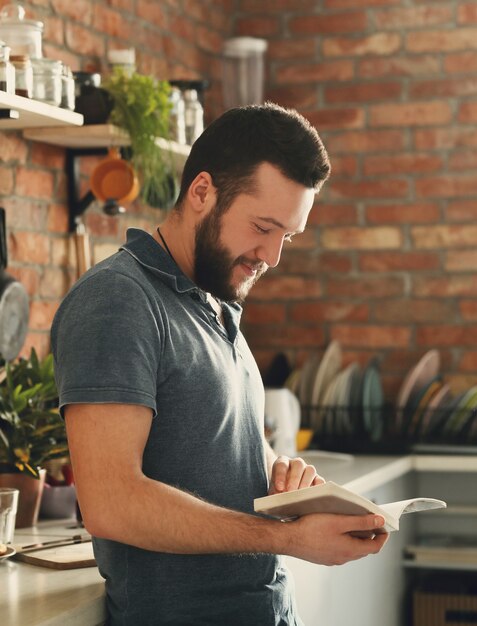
[0,4,43,58]
[183,89,204,145]
[0,41,15,94]
[60,64,75,110]
[10,54,32,98]
[31,57,62,106]
[169,86,186,145]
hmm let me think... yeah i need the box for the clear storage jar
[31,58,62,106]
[0,4,43,58]
[10,54,32,98]
[60,64,75,110]
[0,41,15,94]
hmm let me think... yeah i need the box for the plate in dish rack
[0,546,16,561]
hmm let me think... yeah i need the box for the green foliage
[0,349,67,479]
[103,68,175,208]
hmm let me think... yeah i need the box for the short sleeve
[51,269,161,417]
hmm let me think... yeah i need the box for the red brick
[458,101,477,123]
[359,251,440,272]
[460,302,477,321]
[323,32,401,57]
[308,203,358,226]
[251,276,322,300]
[374,6,452,29]
[31,143,64,170]
[235,16,280,37]
[29,300,60,331]
[370,101,452,127]
[363,153,442,176]
[329,179,409,200]
[93,4,132,41]
[326,0,399,6]
[289,12,367,35]
[19,333,51,362]
[39,267,74,299]
[136,0,168,27]
[328,156,358,178]
[275,60,354,85]
[383,348,454,374]
[374,299,455,323]
[245,325,325,348]
[65,22,105,56]
[265,85,317,110]
[410,77,477,99]
[50,0,93,23]
[325,81,401,105]
[243,302,286,325]
[267,38,316,60]
[446,200,477,221]
[331,325,410,349]
[0,132,28,164]
[327,276,404,298]
[9,231,50,265]
[414,127,477,150]
[4,198,46,231]
[449,150,477,170]
[169,14,196,41]
[366,203,440,224]
[459,351,477,372]
[359,55,440,78]
[326,130,406,153]
[406,28,477,53]
[413,224,477,248]
[290,301,369,323]
[196,25,223,54]
[0,165,14,195]
[417,326,477,347]
[7,267,40,297]
[306,108,365,131]
[43,15,64,47]
[458,3,477,24]
[415,175,477,198]
[445,51,477,74]
[412,276,477,297]
[277,251,352,275]
[48,204,69,234]
[321,226,401,250]
[445,251,477,272]
[15,168,55,200]
[241,0,317,10]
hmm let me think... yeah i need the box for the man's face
[194,162,316,303]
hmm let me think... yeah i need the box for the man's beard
[194,209,267,303]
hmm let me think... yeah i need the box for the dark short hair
[175,102,331,213]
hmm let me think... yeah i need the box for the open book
[254,481,446,533]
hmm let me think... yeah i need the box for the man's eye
[254,223,269,234]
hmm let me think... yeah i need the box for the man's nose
[256,235,284,268]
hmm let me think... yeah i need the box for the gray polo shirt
[51,228,301,626]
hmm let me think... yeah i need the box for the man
[51,103,388,625]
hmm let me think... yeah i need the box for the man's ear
[188,172,217,215]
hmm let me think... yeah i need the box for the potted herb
[0,349,68,527]
[103,68,177,208]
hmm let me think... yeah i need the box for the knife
[19,534,92,554]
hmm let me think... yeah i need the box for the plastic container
[0,4,43,59]
[183,89,204,145]
[0,41,15,94]
[222,37,268,109]
[31,57,62,106]
[10,54,32,98]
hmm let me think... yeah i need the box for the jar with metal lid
[60,64,75,110]
[31,57,62,106]
[0,41,15,94]
[10,54,32,98]
[0,4,43,58]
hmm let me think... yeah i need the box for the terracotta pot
[0,468,46,528]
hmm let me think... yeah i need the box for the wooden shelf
[0,91,83,129]
[23,124,191,173]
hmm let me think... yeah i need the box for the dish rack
[300,403,477,455]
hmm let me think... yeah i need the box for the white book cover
[254,481,446,533]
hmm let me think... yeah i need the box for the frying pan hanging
[0,208,29,361]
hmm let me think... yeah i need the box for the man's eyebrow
[256,216,304,234]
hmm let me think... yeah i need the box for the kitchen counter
[2,453,477,626]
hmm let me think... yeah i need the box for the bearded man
[52,103,387,626]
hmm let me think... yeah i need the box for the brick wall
[236,1,477,399]
[0,0,231,359]
[1,1,476,401]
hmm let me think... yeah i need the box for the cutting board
[14,541,96,569]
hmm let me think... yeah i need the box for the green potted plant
[0,349,69,527]
[103,68,177,208]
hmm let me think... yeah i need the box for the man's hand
[269,455,325,495]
